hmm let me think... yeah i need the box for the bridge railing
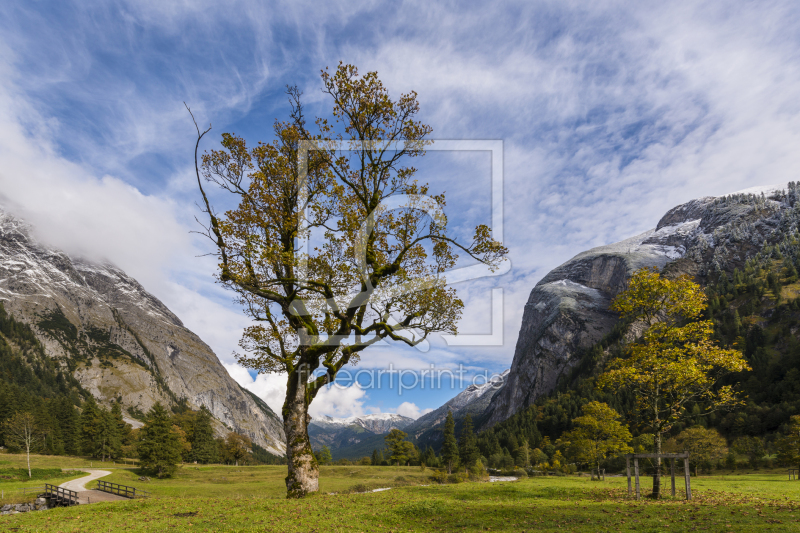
[43,483,79,506]
[96,480,150,499]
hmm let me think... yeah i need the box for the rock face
[0,209,285,455]
[485,183,800,427]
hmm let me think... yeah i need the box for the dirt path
[59,469,128,504]
[59,469,112,492]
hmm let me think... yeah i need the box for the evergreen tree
[137,403,182,478]
[422,445,437,467]
[96,406,122,461]
[80,396,103,457]
[371,449,379,466]
[458,414,479,473]
[191,407,217,464]
[56,397,80,455]
[111,402,132,450]
[441,410,459,474]
[313,445,332,466]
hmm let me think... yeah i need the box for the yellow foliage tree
[188,64,506,497]
[562,401,632,479]
[664,426,728,476]
[598,267,749,497]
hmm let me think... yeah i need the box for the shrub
[348,483,369,493]
[430,470,448,484]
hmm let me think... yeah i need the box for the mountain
[403,370,508,448]
[484,182,800,428]
[0,209,285,455]
[308,413,413,459]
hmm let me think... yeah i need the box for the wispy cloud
[2,0,800,416]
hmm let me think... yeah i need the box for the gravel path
[59,469,112,492]
[58,469,128,504]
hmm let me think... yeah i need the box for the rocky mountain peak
[0,207,285,455]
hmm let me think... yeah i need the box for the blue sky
[2,0,800,420]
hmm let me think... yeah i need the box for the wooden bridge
[43,484,79,506]
[96,480,150,499]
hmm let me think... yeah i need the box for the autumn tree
[3,412,43,478]
[220,432,253,466]
[189,64,506,497]
[665,426,727,476]
[385,429,415,466]
[598,268,749,497]
[562,402,632,479]
[441,411,459,474]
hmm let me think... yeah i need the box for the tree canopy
[561,401,632,477]
[598,267,749,496]
[190,63,506,497]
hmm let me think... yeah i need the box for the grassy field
[0,454,799,531]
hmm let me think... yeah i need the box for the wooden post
[626,456,631,496]
[684,458,692,500]
[634,457,640,500]
[671,459,676,497]
[602,469,605,481]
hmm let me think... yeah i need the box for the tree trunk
[283,370,319,498]
[26,442,31,479]
[652,432,662,498]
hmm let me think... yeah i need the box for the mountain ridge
[0,208,286,455]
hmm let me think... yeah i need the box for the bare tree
[4,412,43,478]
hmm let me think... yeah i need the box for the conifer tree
[458,413,479,473]
[80,396,103,457]
[191,407,217,464]
[371,449,379,466]
[57,397,80,455]
[111,402,132,451]
[441,410,459,474]
[137,403,182,478]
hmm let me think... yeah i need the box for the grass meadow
[0,454,798,531]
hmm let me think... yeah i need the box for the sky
[2,0,800,420]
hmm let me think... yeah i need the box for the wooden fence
[43,484,79,506]
[96,480,150,499]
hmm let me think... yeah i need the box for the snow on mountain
[310,413,414,434]
[403,369,509,443]
[0,208,286,455]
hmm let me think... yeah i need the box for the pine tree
[137,403,182,478]
[191,407,217,464]
[111,402,132,452]
[458,413,479,473]
[371,449,379,466]
[56,397,80,455]
[441,410,459,474]
[80,396,103,457]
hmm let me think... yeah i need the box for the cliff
[0,209,285,454]
[485,183,800,427]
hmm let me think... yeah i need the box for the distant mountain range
[309,372,510,459]
[308,413,413,459]
[0,208,285,454]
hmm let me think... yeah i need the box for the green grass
[1,454,800,531]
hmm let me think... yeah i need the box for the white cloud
[395,402,433,420]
